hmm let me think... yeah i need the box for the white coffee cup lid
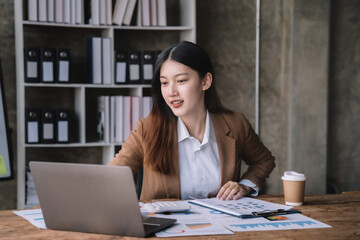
[281,171,306,181]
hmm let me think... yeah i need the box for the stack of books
[97,95,152,143]
[27,0,168,27]
[27,0,85,24]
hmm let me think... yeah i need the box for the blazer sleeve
[239,114,276,191]
[108,119,145,176]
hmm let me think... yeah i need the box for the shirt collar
[177,111,214,144]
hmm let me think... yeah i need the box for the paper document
[155,218,234,237]
[13,209,46,229]
[13,199,331,237]
[189,197,293,217]
[140,201,234,237]
[220,213,331,232]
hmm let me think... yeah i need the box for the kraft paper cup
[281,171,306,206]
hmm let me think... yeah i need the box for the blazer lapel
[212,113,236,186]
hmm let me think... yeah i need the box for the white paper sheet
[220,213,332,232]
[189,197,293,216]
[13,209,47,229]
[12,199,331,237]
[155,218,234,237]
[142,200,331,236]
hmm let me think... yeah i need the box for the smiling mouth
[171,100,183,104]
[170,100,184,108]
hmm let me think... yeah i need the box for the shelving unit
[14,0,196,209]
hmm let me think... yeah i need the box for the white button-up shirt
[178,111,259,200]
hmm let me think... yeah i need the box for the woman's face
[159,59,211,119]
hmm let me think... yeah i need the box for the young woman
[109,41,275,201]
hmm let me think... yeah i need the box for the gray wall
[0,0,359,209]
[197,0,359,195]
[328,0,360,193]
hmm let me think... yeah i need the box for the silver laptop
[29,161,176,237]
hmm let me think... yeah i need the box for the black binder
[56,109,70,143]
[87,37,102,84]
[115,50,128,84]
[41,110,55,143]
[24,48,40,83]
[141,51,155,84]
[25,109,40,144]
[56,48,71,83]
[40,48,56,83]
[128,51,141,84]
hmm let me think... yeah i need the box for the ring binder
[56,110,70,143]
[47,0,55,22]
[102,38,112,85]
[38,0,47,22]
[40,48,56,83]
[55,0,64,23]
[41,110,56,144]
[128,51,141,84]
[25,109,40,144]
[28,0,38,21]
[115,50,128,84]
[87,37,102,84]
[141,51,155,85]
[24,48,40,83]
[56,48,71,83]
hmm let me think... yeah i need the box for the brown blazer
[109,111,275,201]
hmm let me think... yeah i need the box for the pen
[241,209,301,219]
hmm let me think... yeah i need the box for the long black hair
[144,41,228,174]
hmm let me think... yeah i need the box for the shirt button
[199,176,203,181]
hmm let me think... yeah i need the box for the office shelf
[14,0,196,209]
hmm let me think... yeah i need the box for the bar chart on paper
[223,214,331,232]
[186,222,212,229]
[156,218,233,237]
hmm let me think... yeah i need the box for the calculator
[142,201,191,213]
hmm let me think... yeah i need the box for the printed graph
[162,227,186,234]
[230,220,317,230]
[186,223,212,229]
[209,210,226,215]
[225,214,332,232]
[190,197,293,215]
[215,201,267,213]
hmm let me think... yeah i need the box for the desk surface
[1,192,359,239]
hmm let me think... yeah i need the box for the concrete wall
[0,0,359,209]
[198,0,359,195]
[287,0,330,194]
[328,0,360,193]
[198,0,331,194]
[256,0,293,194]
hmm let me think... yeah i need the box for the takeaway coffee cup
[281,171,306,206]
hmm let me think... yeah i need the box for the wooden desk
[1,192,359,239]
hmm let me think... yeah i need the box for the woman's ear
[202,73,213,91]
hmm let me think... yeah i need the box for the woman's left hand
[216,181,252,200]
